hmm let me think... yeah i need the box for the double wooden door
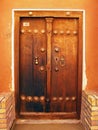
[18,14,82,119]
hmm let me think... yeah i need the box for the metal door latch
[34,57,39,65]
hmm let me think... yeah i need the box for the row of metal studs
[21,29,78,35]
[21,95,76,102]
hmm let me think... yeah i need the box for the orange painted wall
[0,0,98,92]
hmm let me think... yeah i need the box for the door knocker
[34,57,39,65]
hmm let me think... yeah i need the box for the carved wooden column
[45,18,53,111]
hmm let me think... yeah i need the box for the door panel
[20,18,47,112]
[19,16,79,117]
[51,18,78,112]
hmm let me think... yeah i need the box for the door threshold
[19,112,78,119]
[15,119,80,124]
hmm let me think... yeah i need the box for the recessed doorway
[14,10,83,119]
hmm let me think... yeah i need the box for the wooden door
[15,11,82,119]
[20,18,47,113]
[51,18,78,113]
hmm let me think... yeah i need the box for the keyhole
[55,57,59,64]
[56,57,58,61]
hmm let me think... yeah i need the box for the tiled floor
[11,120,85,130]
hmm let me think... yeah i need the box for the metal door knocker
[34,57,39,65]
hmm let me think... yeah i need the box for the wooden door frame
[14,10,83,119]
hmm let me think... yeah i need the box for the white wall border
[12,9,87,91]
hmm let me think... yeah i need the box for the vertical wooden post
[45,18,53,109]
